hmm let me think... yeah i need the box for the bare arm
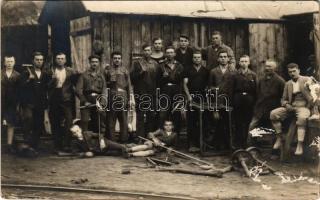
[183,77,192,102]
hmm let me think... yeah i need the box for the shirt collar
[238,68,249,75]
[193,64,202,70]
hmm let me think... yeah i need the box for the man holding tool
[125,120,177,157]
[76,55,107,138]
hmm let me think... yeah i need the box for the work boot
[270,149,280,160]
[122,149,132,159]
[23,147,39,158]
[295,142,304,155]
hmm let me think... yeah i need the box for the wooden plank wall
[72,14,288,77]
[90,14,250,71]
[70,16,92,73]
[249,23,288,77]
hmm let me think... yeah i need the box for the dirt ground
[1,146,320,200]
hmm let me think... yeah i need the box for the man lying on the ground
[69,119,127,158]
[125,120,177,157]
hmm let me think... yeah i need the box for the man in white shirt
[48,52,78,153]
[270,63,313,156]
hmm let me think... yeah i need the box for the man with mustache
[247,60,285,146]
[270,63,313,156]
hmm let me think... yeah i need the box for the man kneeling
[270,63,313,156]
[69,119,127,158]
[126,120,177,157]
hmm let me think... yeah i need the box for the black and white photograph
[1,0,320,199]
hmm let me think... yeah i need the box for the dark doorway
[286,14,314,79]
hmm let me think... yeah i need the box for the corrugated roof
[82,1,319,20]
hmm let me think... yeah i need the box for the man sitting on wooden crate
[270,63,313,156]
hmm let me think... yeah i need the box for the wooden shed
[1,1,48,69]
[39,1,319,78]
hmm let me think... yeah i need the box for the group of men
[1,30,317,158]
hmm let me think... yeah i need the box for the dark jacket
[149,129,178,147]
[131,58,159,95]
[76,69,106,105]
[281,75,313,108]
[73,131,100,153]
[253,73,285,118]
[232,69,257,107]
[175,47,194,70]
[157,60,184,93]
[1,68,20,108]
[202,43,235,70]
[48,66,78,103]
[19,66,50,109]
[208,65,235,99]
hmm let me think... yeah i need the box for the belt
[84,91,100,96]
[235,92,251,96]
